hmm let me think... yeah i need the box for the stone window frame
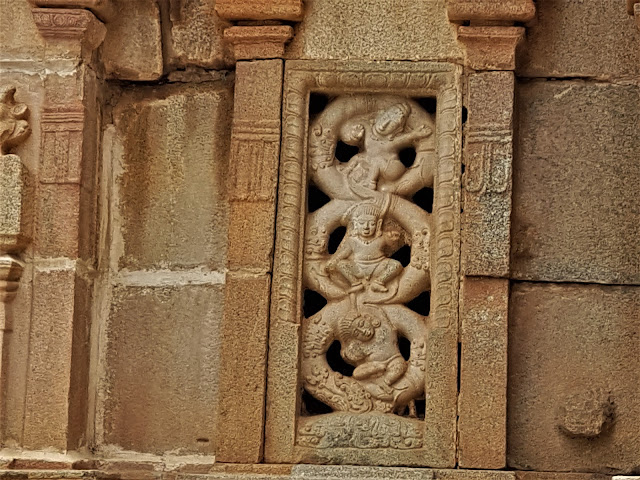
[265,60,463,467]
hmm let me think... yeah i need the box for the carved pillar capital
[447,0,536,71]
[216,0,303,61]
[224,25,294,60]
[30,0,116,22]
[31,7,107,57]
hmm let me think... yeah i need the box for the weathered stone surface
[102,284,223,454]
[215,0,303,21]
[165,0,231,70]
[516,475,611,480]
[224,26,293,61]
[518,0,640,79]
[22,265,77,450]
[0,0,45,61]
[217,274,271,463]
[101,0,163,81]
[458,277,508,469]
[0,155,31,252]
[227,60,282,272]
[32,8,106,62]
[462,72,514,278]
[457,27,524,71]
[286,0,462,62]
[447,0,535,23]
[508,282,640,473]
[112,83,232,272]
[34,184,79,258]
[512,81,640,285]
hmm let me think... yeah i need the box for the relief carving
[0,86,31,301]
[300,95,435,431]
[266,62,461,465]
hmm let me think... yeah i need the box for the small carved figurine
[340,102,432,192]
[326,202,402,294]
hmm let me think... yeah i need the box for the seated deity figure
[338,311,407,400]
[340,102,432,192]
[326,202,402,293]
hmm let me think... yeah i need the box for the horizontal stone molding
[215,0,304,21]
[447,0,535,23]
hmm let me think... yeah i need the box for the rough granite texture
[102,284,223,454]
[112,83,232,272]
[508,282,640,473]
[286,0,462,61]
[512,80,640,285]
[518,0,640,79]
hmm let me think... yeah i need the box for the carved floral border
[265,60,462,467]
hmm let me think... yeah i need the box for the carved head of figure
[341,122,365,146]
[0,86,30,155]
[349,203,383,240]
[338,312,381,343]
[373,102,411,139]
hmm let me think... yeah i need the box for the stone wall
[0,0,638,478]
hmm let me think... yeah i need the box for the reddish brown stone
[457,26,524,71]
[447,0,535,23]
[215,0,303,21]
[458,277,508,469]
[508,283,640,472]
[217,273,271,463]
[224,26,293,60]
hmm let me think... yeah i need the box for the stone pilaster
[447,0,535,469]
[216,52,286,466]
[14,7,104,450]
[215,0,303,464]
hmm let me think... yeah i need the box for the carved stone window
[266,61,462,467]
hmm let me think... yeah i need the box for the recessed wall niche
[266,61,462,467]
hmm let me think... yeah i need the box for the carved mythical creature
[0,86,30,155]
[300,95,434,422]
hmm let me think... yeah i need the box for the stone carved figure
[0,86,31,155]
[300,95,436,443]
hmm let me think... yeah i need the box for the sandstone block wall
[0,0,638,477]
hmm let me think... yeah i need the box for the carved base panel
[266,61,462,467]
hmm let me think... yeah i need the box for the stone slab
[462,72,514,278]
[508,282,640,473]
[112,83,232,272]
[216,274,271,463]
[511,81,640,285]
[101,0,163,81]
[518,0,640,79]
[215,0,303,21]
[164,0,231,70]
[458,277,508,469]
[22,266,77,450]
[102,284,224,454]
[0,155,31,252]
[286,0,462,62]
[517,474,611,480]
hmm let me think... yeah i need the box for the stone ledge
[0,466,615,480]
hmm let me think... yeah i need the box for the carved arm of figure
[387,124,433,151]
